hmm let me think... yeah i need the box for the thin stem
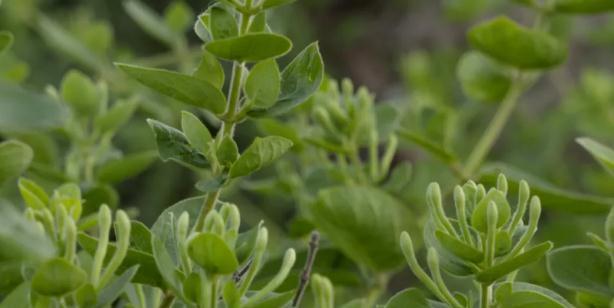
[194,9,253,232]
[481,283,492,308]
[210,275,219,308]
[463,77,524,177]
[292,232,320,307]
[158,292,175,308]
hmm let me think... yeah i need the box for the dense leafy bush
[0,0,613,307]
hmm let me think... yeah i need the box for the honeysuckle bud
[244,248,296,305]
[238,226,269,296]
[427,182,457,236]
[497,173,508,196]
[204,210,225,236]
[487,201,499,233]
[311,274,334,308]
[176,211,192,273]
[99,210,131,288]
[64,218,77,262]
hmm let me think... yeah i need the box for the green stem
[210,275,219,308]
[159,292,175,308]
[193,9,252,232]
[463,78,524,178]
[481,283,492,308]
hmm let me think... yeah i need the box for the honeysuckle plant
[392,174,572,308]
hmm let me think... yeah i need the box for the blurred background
[1,0,613,303]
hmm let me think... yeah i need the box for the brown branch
[292,231,320,307]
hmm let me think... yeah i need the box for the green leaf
[309,186,413,271]
[476,241,553,284]
[468,16,567,69]
[245,59,281,109]
[180,111,213,153]
[0,31,13,54]
[209,6,238,40]
[435,230,483,263]
[32,258,87,296]
[495,282,574,308]
[262,0,296,9]
[243,291,294,308]
[423,220,475,276]
[264,42,324,115]
[193,50,225,89]
[96,151,157,184]
[187,233,239,275]
[248,11,267,33]
[205,33,292,62]
[194,13,212,42]
[576,137,614,176]
[130,221,153,254]
[457,51,511,103]
[0,201,56,263]
[147,119,209,168]
[94,99,138,135]
[0,283,30,308]
[96,266,139,307]
[471,188,511,232]
[152,236,182,292]
[18,177,49,210]
[195,176,226,193]
[0,140,32,185]
[164,1,194,34]
[554,0,614,14]
[216,136,239,167]
[385,288,442,308]
[61,70,100,117]
[124,0,177,47]
[0,82,68,132]
[36,16,103,71]
[479,163,614,214]
[546,246,614,297]
[228,136,293,178]
[117,64,226,114]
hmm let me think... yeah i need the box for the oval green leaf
[435,230,483,263]
[187,232,238,275]
[0,140,33,185]
[457,51,511,103]
[205,33,291,62]
[117,63,226,114]
[228,136,293,178]
[546,245,614,297]
[468,16,567,69]
[471,188,511,232]
[147,119,209,169]
[96,151,157,184]
[476,241,553,284]
[245,59,281,109]
[32,258,87,296]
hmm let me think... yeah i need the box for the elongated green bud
[454,186,474,246]
[91,205,111,287]
[485,201,498,266]
[99,210,131,288]
[204,210,225,236]
[64,218,77,262]
[239,226,268,297]
[496,173,508,196]
[220,203,240,246]
[427,183,457,236]
[508,180,530,234]
[311,274,334,308]
[506,196,541,259]
[400,232,445,302]
[177,212,192,273]
[244,248,296,305]
[426,248,463,308]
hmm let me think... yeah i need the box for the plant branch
[292,231,320,307]
[463,75,525,177]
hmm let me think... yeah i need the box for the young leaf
[476,241,553,284]
[468,16,567,69]
[194,13,212,42]
[0,31,13,54]
[31,258,87,296]
[216,136,239,167]
[18,177,49,210]
[245,59,281,108]
[117,64,226,114]
[193,50,225,89]
[554,0,614,14]
[180,111,213,153]
[94,99,138,135]
[471,188,511,232]
[0,140,33,185]
[187,232,239,275]
[228,136,293,178]
[385,288,441,308]
[576,137,614,176]
[546,246,613,296]
[264,42,324,115]
[0,203,56,262]
[309,186,413,271]
[147,119,209,168]
[495,282,574,308]
[205,33,292,62]
[97,266,139,307]
[248,12,267,33]
[435,230,483,263]
[123,0,177,47]
[0,83,68,132]
[457,51,511,103]
[96,151,157,184]
[61,70,100,117]
[209,6,238,40]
